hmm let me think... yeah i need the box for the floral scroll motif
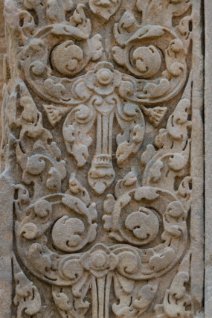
[155,253,192,318]
[13,257,42,318]
[2,0,195,317]
[62,62,145,193]
[4,0,192,196]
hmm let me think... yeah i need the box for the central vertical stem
[91,274,112,318]
[88,101,115,194]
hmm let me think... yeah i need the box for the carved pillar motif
[2,0,202,317]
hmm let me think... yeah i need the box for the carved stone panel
[0,0,204,317]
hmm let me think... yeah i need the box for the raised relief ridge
[2,0,197,317]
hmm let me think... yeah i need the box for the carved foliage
[141,80,191,193]
[2,0,195,317]
[13,257,42,318]
[155,253,192,318]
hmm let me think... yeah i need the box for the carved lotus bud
[81,244,118,278]
[85,62,121,96]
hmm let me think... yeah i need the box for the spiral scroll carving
[2,0,195,317]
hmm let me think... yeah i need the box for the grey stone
[0,0,206,317]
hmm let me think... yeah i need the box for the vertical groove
[105,274,112,318]
[96,113,102,154]
[92,277,98,318]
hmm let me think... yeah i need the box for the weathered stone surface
[205,1,212,317]
[0,0,205,317]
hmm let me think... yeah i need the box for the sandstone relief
[0,0,204,317]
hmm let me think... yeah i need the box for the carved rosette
[3,0,194,317]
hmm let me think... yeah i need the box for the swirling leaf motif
[18,5,103,106]
[113,274,158,318]
[155,253,192,317]
[63,104,95,168]
[16,193,98,258]
[116,102,145,166]
[103,183,188,279]
[141,79,191,191]
[13,257,41,318]
[5,0,194,317]
[7,81,66,200]
[112,8,191,104]
[52,286,90,318]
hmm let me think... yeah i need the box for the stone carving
[155,253,192,318]
[141,78,191,192]
[4,0,191,196]
[62,61,145,193]
[89,0,121,20]
[13,257,42,318]
[1,0,200,317]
